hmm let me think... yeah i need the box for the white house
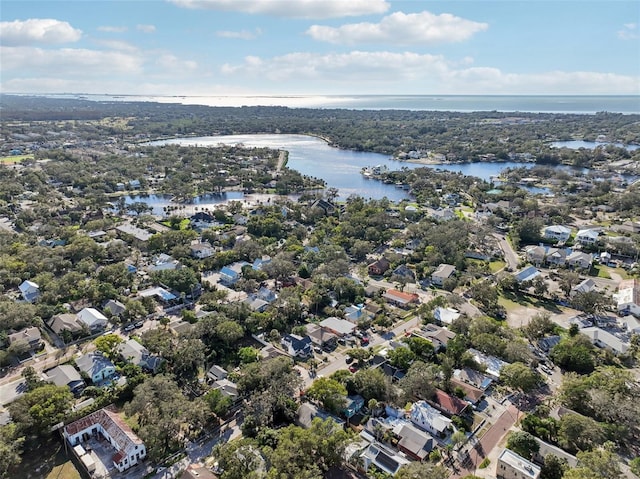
[190,242,215,259]
[615,279,640,317]
[581,327,629,354]
[18,280,40,303]
[497,449,541,479]
[543,225,572,243]
[575,229,600,245]
[431,264,456,287]
[76,308,108,332]
[566,251,593,270]
[409,401,452,437]
[64,407,146,473]
[570,278,596,297]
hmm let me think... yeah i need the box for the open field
[0,154,34,164]
[16,438,81,479]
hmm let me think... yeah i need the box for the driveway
[493,233,519,271]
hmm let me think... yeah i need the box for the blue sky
[1,0,639,100]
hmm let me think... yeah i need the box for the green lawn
[588,264,611,279]
[16,438,81,479]
[489,260,506,273]
[499,291,562,314]
[0,154,34,164]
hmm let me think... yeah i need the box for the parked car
[123,324,135,332]
[345,356,354,364]
[134,321,144,328]
[349,365,358,373]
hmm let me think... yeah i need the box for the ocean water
[28,93,640,114]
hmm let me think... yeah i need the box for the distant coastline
[5,93,640,114]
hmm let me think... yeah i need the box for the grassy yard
[588,264,611,279]
[499,291,562,315]
[17,438,81,479]
[489,260,506,273]
[0,153,34,164]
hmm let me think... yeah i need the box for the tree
[352,368,391,403]
[204,388,233,418]
[238,346,260,364]
[570,291,610,315]
[125,375,200,460]
[558,271,581,297]
[558,413,605,453]
[345,347,372,365]
[398,361,437,403]
[170,338,206,383]
[394,461,448,479]
[94,333,124,360]
[388,347,416,371]
[541,454,569,479]
[213,438,267,479]
[306,377,348,414]
[523,313,555,340]
[0,424,24,479]
[506,431,540,459]
[566,447,622,479]
[551,337,596,374]
[501,362,541,393]
[21,366,44,391]
[8,384,73,435]
[404,336,435,360]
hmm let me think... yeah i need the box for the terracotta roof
[383,289,419,303]
[450,378,484,403]
[431,389,469,416]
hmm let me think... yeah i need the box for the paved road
[452,404,520,478]
[493,233,519,271]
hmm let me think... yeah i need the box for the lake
[148,134,546,200]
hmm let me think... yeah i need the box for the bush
[479,458,491,469]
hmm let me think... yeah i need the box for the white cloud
[216,28,262,40]
[307,11,488,45]
[155,53,198,71]
[98,25,128,33]
[137,24,156,33]
[95,39,139,52]
[221,50,640,95]
[618,23,639,40]
[0,19,82,45]
[1,46,144,76]
[169,0,389,19]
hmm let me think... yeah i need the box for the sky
[1,0,639,100]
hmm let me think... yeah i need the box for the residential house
[189,212,217,230]
[615,279,640,317]
[429,207,455,222]
[190,242,215,259]
[212,378,239,399]
[409,401,453,438]
[344,304,368,324]
[514,266,541,284]
[566,251,593,270]
[468,349,509,378]
[45,365,85,396]
[310,199,336,216]
[575,228,600,246]
[281,334,313,359]
[357,441,411,476]
[252,256,272,271]
[393,422,434,461]
[391,264,415,282]
[431,264,456,287]
[116,223,152,247]
[181,464,217,479]
[570,278,596,297]
[256,286,277,303]
[546,248,568,267]
[148,253,180,272]
[296,402,344,429]
[76,352,116,384]
[206,365,228,383]
[368,258,391,276]
[8,326,42,352]
[383,289,419,308]
[453,367,494,390]
[305,323,337,348]
[433,307,460,325]
[450,378,484,405]
[538,335,562,352]
[18,280,40,303]
[343,395,365,419]
[245,296,269,313]
[138,286,178,305]
[497,449,541,479]
[430,389,469,417]
[117,339,162,372]
[319,317,357,337]
[580,327,629,354]
[523,245,547,266]
[48,313,84,337]
[103,299,126,318]
[416,324,456,351]
[542,225,572,243]
[219,261,249,286]
[76,308,108,332]
[64,407,146,473]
